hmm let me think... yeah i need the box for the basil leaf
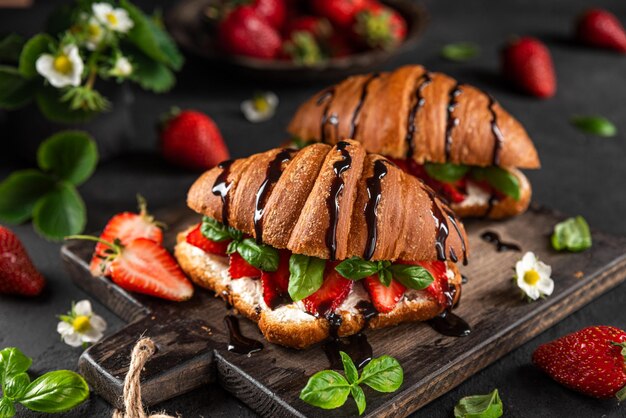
[471,167,520,201]
[18,33,54,78]
[378,269,392,287]
[299,370,350,410]
[551,216,592,252]
[32,182,86,241]
[0,348,32,386]
[351,385,366,415]
[441,42,480,62]
[288,254,326,301]
[0,397,15,418]
[236,238,279,272]
[340,351,358,384]
[4,372,30,400]
[571,115,617,138]
[359,355,403,393]
[389,264,434,290]
[454,389,503,418]
[424,163,470,183]
[335,257,379,280]
[0,34,25,63]
[19,370,89,413]
[201,216,237,242]
[0,66,35,109]
[37,131,98,186]
[0,170,55,224]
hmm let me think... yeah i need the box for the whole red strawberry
[284,16,332,41]
[312,0,367,29]
[353,2,407,50]
[160,109,230,171]
[218,5,282,59]
[576,9,626,53]
[533,326,626,400]
[0,226,45,296]
[501,37,556,99]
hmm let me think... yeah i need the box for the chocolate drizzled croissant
[188,140,468,264]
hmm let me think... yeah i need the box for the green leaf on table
[471,167,520,200]
[18,33,55,79]
[32,183,86,241]
[0,170,55,224]
[4,372,30,400]
[351,385,366,415]
[288,254,326,301]
[235,238,279,272]
[335,257,379,280]
[340,351,358,384]
[424,162,470,183]
[36,86,97,124]
[0,397,15,418]
[20,370,89,413]
[37,130,98,186]
[454,389,503,418]
[571,115,617,138]
[358,355,403,393]
[551,216,592,252]
[299,370,350,410]
[389,264,434,290]
[441,42,480,62]
[127,49,175,93]
[0,348,32,386]
[0,34,25,63]
[0,66,35,109]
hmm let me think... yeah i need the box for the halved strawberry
[261,250,291,309]
[229,252,261,279]
[185,224,229,256]
[303,266,353,316]
[363,276,405,313]
[417,261,450,307]
[108,238,194,302]
[90,196,163,277]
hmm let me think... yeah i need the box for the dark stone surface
[1,0,625,417]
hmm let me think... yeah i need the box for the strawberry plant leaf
[37,131,98,186]
[454,389,503,418]
[126,48,175,93]
[441,42,480,62]
[35,86,96,124]
[0,33,24,63]
[32,183,86,241]
[0,170,55,224]
[19,370,89,413]
[359,355,403,393]
[571,115,617,138]
[288,254,326,301]
[0,66,35,110]
[18,33,55,79]
[551,216,592,252]
[299,370,350,410]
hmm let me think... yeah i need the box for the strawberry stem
[611,341,626,361]
[65,235,122,255]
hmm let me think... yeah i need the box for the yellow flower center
[106,12,118,26]
[523,269,540,286]
[253,96,269,113]
[72,315,91,333]
[88,23,101,38]
[53,54,73,75]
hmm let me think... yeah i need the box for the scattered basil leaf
[0,66,34,109]
[425,162,470,183]
[340,351,358,384]
[0,170,55,224]
[551,216,592,252]
[32,182,86,241]
[358,355,403,393]
[288,254,326,301]
[201,216,238,242]
[0,397,15,418]
[0,348,32,386]
[389,264,434,290]
[0,34,25,63]
[351,385,366,415]
[471,167,520,201]
[570,115,617,138]
[235,238,279,272]
[441,42,480,62]
[20,370,89,413]
[335,257,379,280]
[18,33,54,79]
[37,131,98,186]
[4,372,30,400]
[299,370,350,410]
[454,389,503,418]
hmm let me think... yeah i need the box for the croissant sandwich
[175,140,469,349]
[287,65,541,219]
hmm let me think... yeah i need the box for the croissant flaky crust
[287,65,540,169]
[188,140,468,264]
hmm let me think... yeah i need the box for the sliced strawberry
[440,183,466,203]
[363,276,405,313]
[109,238,194,302]
[303,266,353,316]
[185,224,229,256]
[229,252,261,279]
[261,250,291,309]
[418,261,450,307]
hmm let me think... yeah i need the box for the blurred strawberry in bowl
[352,2,407,50]
[218,5,282,59]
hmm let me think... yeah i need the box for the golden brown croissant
[287,65,540,219]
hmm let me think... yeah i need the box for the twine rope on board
[112,338,177,418]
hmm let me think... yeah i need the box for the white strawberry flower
[515,251,554,301]
[86,17,105,50]
[57,300,107,347]
[110,56,133,77]
[93,2,133,33]
[36,44,84,88]
[241,91,278,123]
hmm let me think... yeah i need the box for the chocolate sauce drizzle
[317,89,336,144]
[428,283,471,337]
[254,149,292,243]
[349,73,380,139]
[212,160,234,227]
[323,313,373,370]
[224,315,263,355]
[405,72,432,159]
[325,141,352,261]
[443,207,468,266]
[431,198,450,262]
[481,231,521,252]
[488,95,504,166]
[444,83,463,161]
[363,160,388,260]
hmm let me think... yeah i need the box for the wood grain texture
[61,205,626,417]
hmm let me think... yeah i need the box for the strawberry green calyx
[158,107,181,133]
[355,10,395,50]
[136,194,167,229]
[283,32,324,66]
[611,341,626,401]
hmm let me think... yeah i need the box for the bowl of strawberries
[165,0,426,81]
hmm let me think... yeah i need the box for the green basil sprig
[454,389,503,418]
[288,254,326,301]
[300,351,403,415]
[441,42,480,62]
[471,167,520,201]
[424,162,470,182]
[335,257,434,290]
[551,216,592,252]
[0,347,89,417]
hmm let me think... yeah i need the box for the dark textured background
[1,0,626,416]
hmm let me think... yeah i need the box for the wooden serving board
[61,205,626,417]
